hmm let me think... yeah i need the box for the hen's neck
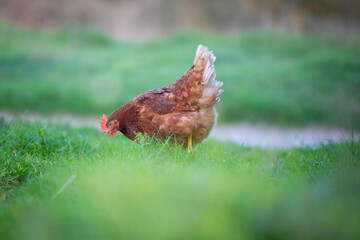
[109,106,125,122]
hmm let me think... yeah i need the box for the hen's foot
[187,133,193,153]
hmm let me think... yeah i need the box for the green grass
[1,23,360,128]
[1,120,359,239]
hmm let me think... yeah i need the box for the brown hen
[100,45,223,152]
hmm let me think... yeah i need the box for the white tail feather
[195,45,223,108]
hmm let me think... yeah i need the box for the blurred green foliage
[0,22,360,129]
[0,121,359,239]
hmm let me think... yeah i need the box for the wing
[125,88,176,138]
[135,88,174,115]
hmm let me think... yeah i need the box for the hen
[100,45,223,152]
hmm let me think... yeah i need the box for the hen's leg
[187,132,193,153]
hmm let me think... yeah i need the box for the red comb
[99,114,108,132]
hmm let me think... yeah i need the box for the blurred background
[1,0,360,39]
[0,0,359,130]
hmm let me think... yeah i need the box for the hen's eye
[109,123,112,126]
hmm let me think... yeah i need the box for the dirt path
[210,123,358,148]
[1,111,358,148]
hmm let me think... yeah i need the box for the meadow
[1,22,360,239]
[0,120,359,239]
[0,23,360,128]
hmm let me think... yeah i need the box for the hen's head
[99,114,119,136]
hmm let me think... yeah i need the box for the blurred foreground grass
[0,23,360,128]
[1,120,359,239]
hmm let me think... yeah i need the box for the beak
[104,131,109,135]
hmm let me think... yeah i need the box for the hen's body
[103,45,223,146]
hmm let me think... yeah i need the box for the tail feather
[194,45,223,108]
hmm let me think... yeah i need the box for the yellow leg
[187,132,193,153]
